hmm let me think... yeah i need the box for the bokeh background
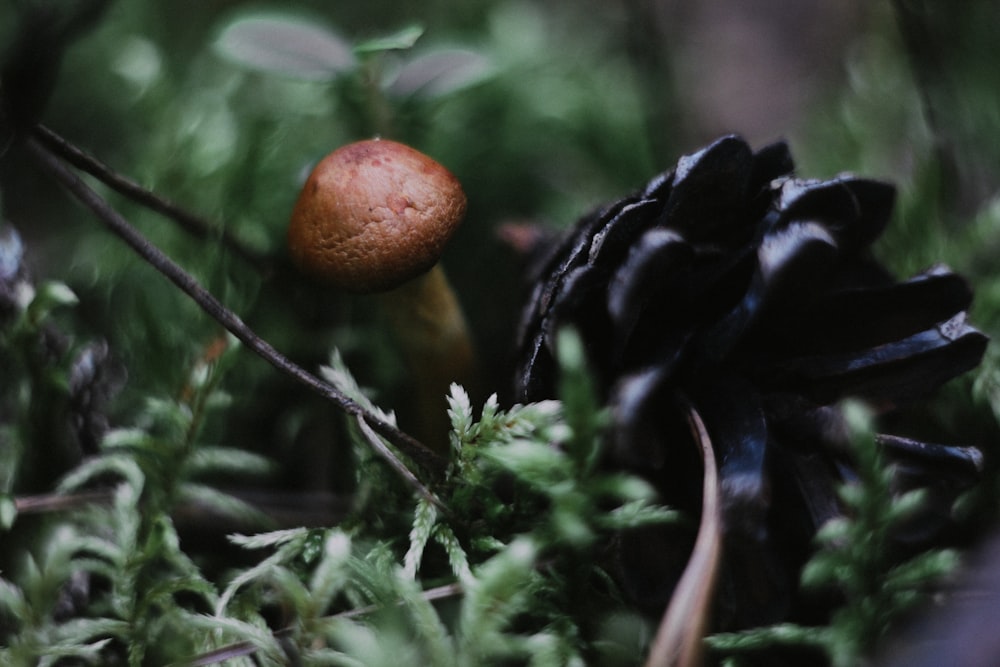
[2,0,1000,662]
[4,0,1000,542]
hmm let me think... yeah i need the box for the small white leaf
[403,498,438,579]
[388,48,492,97]
[353,24,424,55]
[228,527,308,549]
[215,13,354,81]
[447,383,473,439]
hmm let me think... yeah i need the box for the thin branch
[178,627,294,667]
[356,416,450,516]
[24,136,447,484]
[14,489,114,514]
[15,488,350,529]
[32,124,274,274]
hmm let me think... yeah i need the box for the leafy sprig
[192,330,675,665]
[707,402,961,667]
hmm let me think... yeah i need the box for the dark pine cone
[513,135,988,629]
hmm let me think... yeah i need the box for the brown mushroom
[288,138,475,451]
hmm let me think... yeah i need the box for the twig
[32,124,273,274]
[14,489,114,514]
[356,416,450,516]
[176,582,464,666]
[24,136,447,484]
[15,488,350,529]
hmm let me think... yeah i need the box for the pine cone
[513,135,988,628]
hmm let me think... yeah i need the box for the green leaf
[842,401,876,445]
[186,614,286,664]
[524,631,578,667]
[37,639,115,667]
[597,500,680,530]
[393,576,455,666]
[0,494,16,531]
[471,536,506,554]
[26,281,77,325]
[403,498,438,579]
[322,615,422,666]
[41,282,79,306]
[353,24,424,55]
[347,546,401,609]
[799,555,840,590]
[813,516,851,546]
[504,400,562,433]
[886,488,929,523]
[98,427,154,450]
[482,439,569,488]
[309,530,352,614]
[551,503,593,547]
[228,527,309,550]
[52,617,132,645]
[142,397,193,436]
[461,537,538,642]
[214,13,355,81]
[479,393,501,429]
[178,483,274,526]
[300,645,361,666]
[57,454,145,495]
[434,524,474,585]
[836,482,865,510]
[555,327,606,473]
[183,445,274,477]
[590,473,659,503]
[71,557,121,584]
[269,565,313,617]
[447,384,474,444]
[0,578,28,620]
[70,535,125,567]
[883,549,959,591]
[706,624,831,652]
[320,350,396,425]
[218,530,310,613]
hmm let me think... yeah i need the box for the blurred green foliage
[2,0,999,664]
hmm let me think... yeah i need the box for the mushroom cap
[287,138,467,293]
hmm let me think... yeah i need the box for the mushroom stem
[377,264,476,451]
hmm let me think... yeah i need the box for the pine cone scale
[513,134,989,627]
